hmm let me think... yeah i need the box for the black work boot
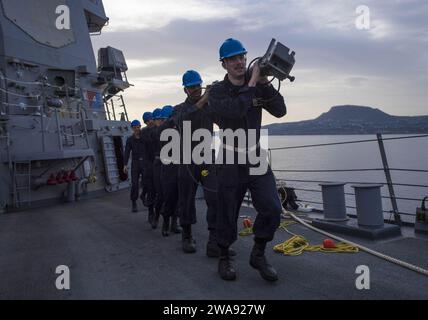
[206,241,220,257]
[162,216,170,237]
[249,240,278,282]
[170,216,182,234]
[148,206,154,224]
[206,241,237,258]
[132,201,138,213]
[151,206,160,229]
[206,233,237,258]
[218,246,236,281]
[141,194,148,207]
[182,225,196,253]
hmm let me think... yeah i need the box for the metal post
[64,85,72,119]
[80,108,90,149]
[376,133,402,225]
[7,131,14,207]
[110,99,116,121]
[0,71,8,115]
[120,95,129,121]
[104,99,111,120]
[55,109,63,151]
[12,162,17,207]
[28,161,32,206]
[6,132,12,170]
[40,81,47,152]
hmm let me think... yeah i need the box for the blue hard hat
[219,38,247,61]
[143,112,153,123]
[182,70,203,87]
[161,105,174,119]
[152,108,163,120]
[131,120,141,127]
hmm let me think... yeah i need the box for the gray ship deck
[0,190,427,300]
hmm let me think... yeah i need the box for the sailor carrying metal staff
[173,70,236,257]
[197,38,287,281]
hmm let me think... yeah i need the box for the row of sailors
[123,38,287,282]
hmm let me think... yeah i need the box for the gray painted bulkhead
[0,0,131,212]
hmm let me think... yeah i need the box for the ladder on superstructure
[12,160,32,208]
[104,94,129,122]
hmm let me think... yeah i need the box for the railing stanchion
[376,133,402,226]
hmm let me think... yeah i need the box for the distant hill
[264,105,428,135]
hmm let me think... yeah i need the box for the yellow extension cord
[238,227,254,237]
[239,217,298,237]
[239,216,359,256]
[273,235,359,256]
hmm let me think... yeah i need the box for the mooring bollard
[319,182,347,221]
[351,184,384,228]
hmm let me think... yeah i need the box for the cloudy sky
[91,0,428,124]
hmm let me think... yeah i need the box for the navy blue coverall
[149,126,164,218]
[160,158,179,221]
[141,126,156,208]
[173,98,218,239]
[150,119,180,221]
[206,75,287,248]
[124,134,145,202]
